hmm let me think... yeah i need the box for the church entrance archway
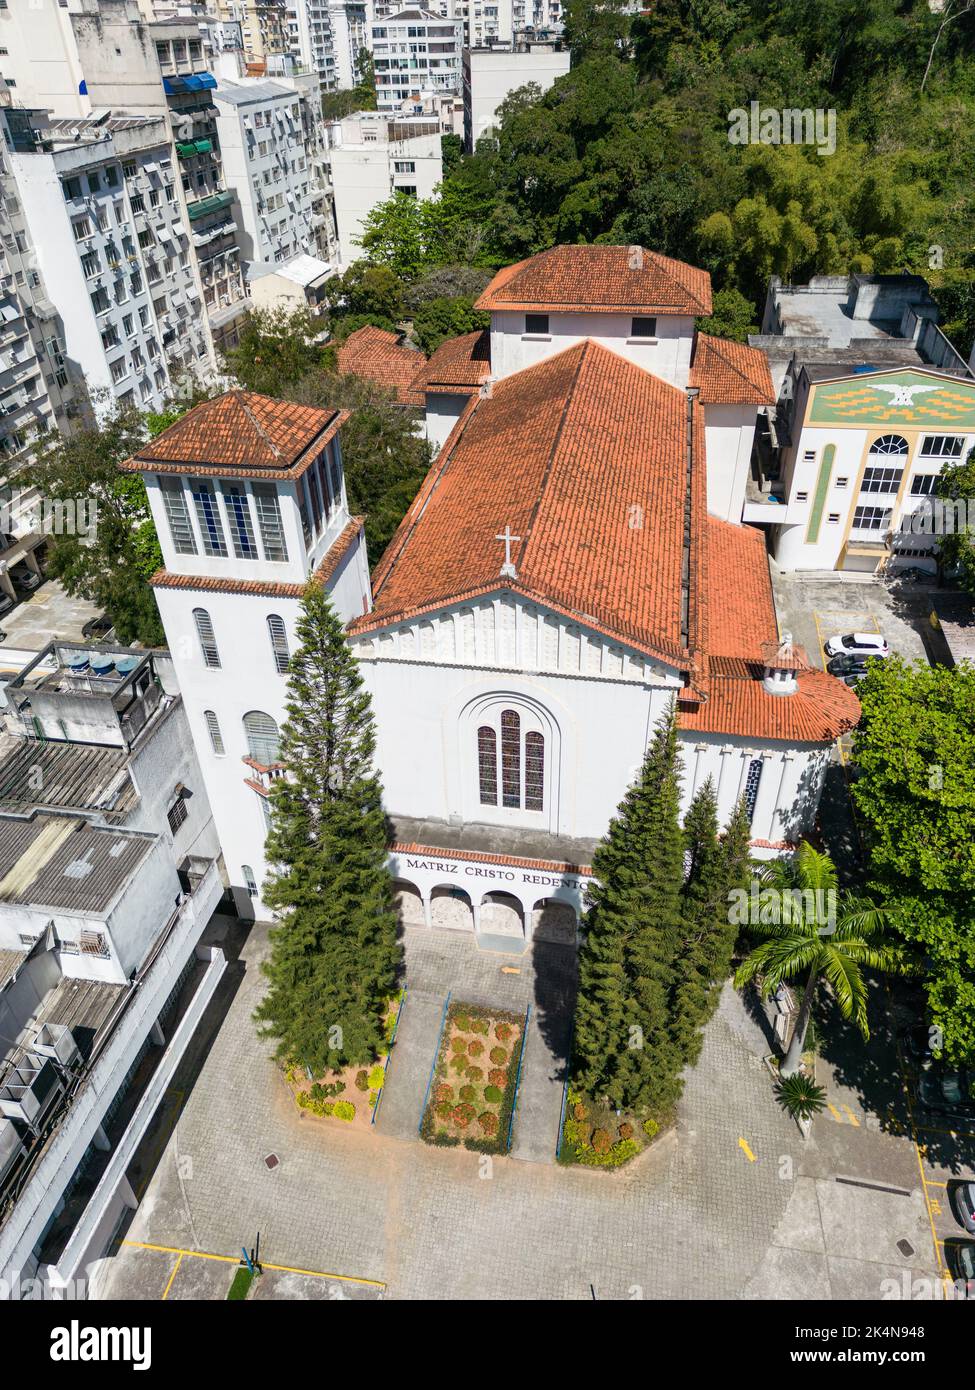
[531,897,577,945]
[430,885,474,932]
[479,892,524,939]
[392,879,425,928]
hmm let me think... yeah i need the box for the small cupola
[761,632,808,696]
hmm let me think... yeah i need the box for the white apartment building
[370,8,464,112]
[213,76,332,266]
[215,0,290,66]
[375,0,512,47]
[125,390,372,918]
[463,40,569,149]
[0,643,225,1294]
[326,1,370,90]
[287,0,337,88]
[326,109,441,265]
[4,108,211,415]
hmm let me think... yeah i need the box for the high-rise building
[370,8,464,112]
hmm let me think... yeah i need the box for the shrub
[450,1037,467,1055]
[488,1068,507,1088]
[465,1066,483,1082]
[483,1085,502,1104]
[333,1100,355,1122]
[459,1084,476,1102]
[618,1122,633,1141]
[471,1018,489,1035]
[564,1117,589,1147]
[479,1112,499,1135]
[577,1137,639,1168]
[450,1054,468,1074]
[573,1101,587,1122]
[355,1070,369,1092]
[435,1083,453,1105]
[495,1022,513,1042]
[642,1118,659,1140]
[592,1128,611,1155]
[489,1047,507,1065]
[367,1065,385,1091]
[467,1040,484,1057]
[454,1014,471,1032]
[453,1102,476,1128]
[435,1101,453,1121]
[775,1072,828,1121]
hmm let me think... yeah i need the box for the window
[80,250,100,279]
[835,476,848,489]
[743,757,763,824]
[252,481,288,562]
[220,482,258,559]
[851,505,892,532]
[869,434,908,456]
[860,466,903,494]
[204,709,225,755]
[193,607,220,667]
[267,614,289,673]
[63,177,81,200]
[524,313,549,336]
[80,928,109,959]
[827,513,840,524]
[631,316,656,339]
[477,707,544,811]
[242,864,258,897]
[911,473,937,496]
[920,435,965,458]
[72,216,92,241]
[190,477,228,556]
[243,710,280,765]
[795,491,808,503]
[167,794,188,834]
[158,476,196,554]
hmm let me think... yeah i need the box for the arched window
[242,864,258,897]
[744,757,764,824]
[204,709,225,755]
[243,710,280,765]
[193,608,220,668]
[477,707,544,812]
[267,614,289,673]
[869,434,908,456]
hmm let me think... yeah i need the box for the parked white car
[823,632,890,660]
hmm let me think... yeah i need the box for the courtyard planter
[284,990,405,1129]
[420,999,527,1154]
[558,1088,663,1169]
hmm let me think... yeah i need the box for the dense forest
[358,0,975,349]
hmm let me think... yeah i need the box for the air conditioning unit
[33,1022,80,1070]
[0,1117,28,1196]
[0,1051,66,1134]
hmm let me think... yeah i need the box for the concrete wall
[703,403,758,521]
[489,310,695,386]
[465,46,569,148]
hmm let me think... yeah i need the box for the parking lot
[771,566,932,676]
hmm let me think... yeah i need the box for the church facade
[128,245,860,944]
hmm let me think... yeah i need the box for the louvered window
[158,475,196,554]
[204,709,225,754]
[193,608,220,668]
[252,482,288,561]
[243,710,280,764]
[267,614,289,673]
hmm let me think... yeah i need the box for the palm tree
[734,842,905,1076]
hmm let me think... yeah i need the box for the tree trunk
[781,969,818,1077]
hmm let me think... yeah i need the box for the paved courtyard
[90,920,960,1301]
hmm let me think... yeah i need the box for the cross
[495,524,521,580]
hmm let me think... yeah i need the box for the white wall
[465,46,570,148]
[328,131,441,267]
[489,310,695,386]
[703,403,759,521]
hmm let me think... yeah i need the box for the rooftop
[0,814,154,915]
[335,326,426,405]
[689,333,775,406]
[124,390,347,479]
[475,244,712,316]
[248,252,333,288]
[409,329,491,395]
[0,739,137,822]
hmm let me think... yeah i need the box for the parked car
[82,614,114,641]
[903,1023,938,1063]
[0,591,13,619]
[918,1065,975,1119]
[10,565,40,594]
[952,1182,975,1236]
[826,654,870,677]
[824,631,890,659]
[945,1239,975,1298]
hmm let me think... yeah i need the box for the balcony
[186,191,234,221]
[242,756,286,796]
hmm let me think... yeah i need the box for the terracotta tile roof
[391,842,593,876]
[126,390,344,476]
[409,329,491,396]
[679,517,861,743]
[475,245,712,316]
[335,325,426,404]
[150,517,365,597]
[350,340,706,668]
[689,333,775,405]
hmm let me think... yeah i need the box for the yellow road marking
[827,1103,843,1121]
[738,1137,756,1162]
[896,1036,948,1279]
[161,1252,183,1301]
[843,1105,861,1127]
[122,1239,385,1288]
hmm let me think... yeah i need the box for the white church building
[128,245,860,946]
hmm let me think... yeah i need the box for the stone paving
[92,923,943,1301]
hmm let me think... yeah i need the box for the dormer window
[524,313,549,337]
[630,316,657,340]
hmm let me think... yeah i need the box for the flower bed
[283,993,403,1129]
[558,1088,665,1169]
[421,1001,525,1154]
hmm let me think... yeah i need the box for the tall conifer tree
[253,584,401,1073]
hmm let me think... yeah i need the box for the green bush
[449,1054,468,1074]
[642,1118,659,1140]
[450,1037,467,1054]
[459,1084,476,1102]
[454,1014,471,1032]
[467,1040,484,1057]
[576,1138,639,1169]
[489,1047,507,1065]
[355,1070,369,1092]
[471,1018,489,1035]
[333,1100,355,1122]
[484,1085,502,1103]
[592,1128,612,1156]
[435,1101,453,1121]
[465,1066,483,1082]
[367,1064,385,1091]
[564,1117,589,1147]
